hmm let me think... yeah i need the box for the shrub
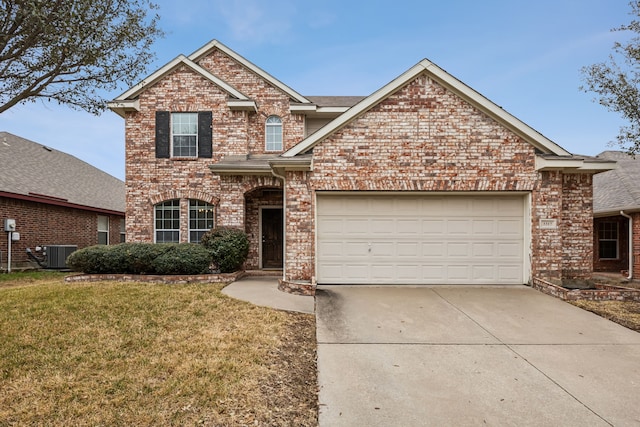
[200,227,249,273]
[67,243,213,275]
[152,244,212,275]
[67,245,112,274]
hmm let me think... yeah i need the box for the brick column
[531,171,563,281]
[278,170,315,295]
[561,173,593,279]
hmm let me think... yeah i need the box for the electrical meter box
[4,219,16,232]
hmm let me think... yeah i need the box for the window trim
[598,221,619,260]
[188,199,215,243]
[265,115,283,151]
[171,112,199,158]
[154,199,180,243]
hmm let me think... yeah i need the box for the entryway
[261,207,283,269]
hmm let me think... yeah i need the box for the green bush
[67,243,213,275]
[152,244,212,275]
[200,227,249,273]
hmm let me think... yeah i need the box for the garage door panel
[317,195,526,285]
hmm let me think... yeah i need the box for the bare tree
[0,0,164,114]
[581,1,640,155]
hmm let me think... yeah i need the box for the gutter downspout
[620,211,633,280]
[271,167,286,284]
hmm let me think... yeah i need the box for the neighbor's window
[172,112,198,157]
[598,222,618,259]
[120,218,126,243]
[155,199,180,243]
[97,215,109,245]
[189,200,215,243]
[265,115,283,151]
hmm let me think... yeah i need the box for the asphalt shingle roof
[593,150,640,214]
[0,132,125,213]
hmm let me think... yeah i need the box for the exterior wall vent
[45,245,77,269]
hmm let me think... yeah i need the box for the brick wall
[310,75,539,192]
[0,196,123,268]
[633,212,640,279]
[560,173,593,278]
[124,48,303,244]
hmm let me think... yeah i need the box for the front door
[261,208,283,269]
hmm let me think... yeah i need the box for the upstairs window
[155,111,212,159]
[598,222,618,259]
[189,200,215,243]
[155,199,180,243]
[265,115,283,151]
[172,113,198,157]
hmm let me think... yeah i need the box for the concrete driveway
[316,285,640,426]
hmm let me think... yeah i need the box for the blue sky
[0,0,634,180]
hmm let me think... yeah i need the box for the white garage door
[316,194,527,285]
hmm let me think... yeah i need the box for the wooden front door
[261,208,283,268]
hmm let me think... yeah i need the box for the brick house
[0,132,125,270]
[108,40,615,292]
[593,151,640,280]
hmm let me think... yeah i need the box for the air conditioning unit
[45,245,77,269]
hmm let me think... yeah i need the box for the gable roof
[284,58,573,158]
[0,132,125,214]
[188,40,311,104]
[593,151,640,215]
[108,55,254,117]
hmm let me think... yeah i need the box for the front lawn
[0,274,317,426]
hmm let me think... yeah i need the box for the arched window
[265,115,283,151]
[189,200,215,243]
[154,199,180,243]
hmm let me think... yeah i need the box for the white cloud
[213,0,296,43]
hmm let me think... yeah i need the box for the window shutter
[198,111,213,158]
[155,111,170,158]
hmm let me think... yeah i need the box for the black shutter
[198,111,213,158]
[155,111,170,158]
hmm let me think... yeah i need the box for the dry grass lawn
[570,300,640,332]
[0,272,317,426]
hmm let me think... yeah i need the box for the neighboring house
[108,39,615,291]
[593,151,640,279]
[0,132,125,269]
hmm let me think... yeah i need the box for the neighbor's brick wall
[593,216,630,273]
[633,212,640,279]
[0,197,123,267]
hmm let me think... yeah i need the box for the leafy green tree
[0,0,163,114]
[581,1,640,154]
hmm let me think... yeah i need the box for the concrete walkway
[222,276,314,314]
[316,285,640,426]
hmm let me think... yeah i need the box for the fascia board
[189,39,311,104]
[112,55,249,101]
[106,99,140,118]
[228,100,258,112]
[535,156,617,172]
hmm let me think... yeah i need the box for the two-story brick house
[109,40,615,293]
